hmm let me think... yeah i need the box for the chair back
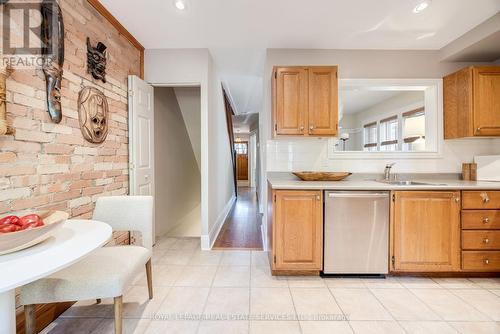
[93,196,154,250]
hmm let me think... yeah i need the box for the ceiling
[100,0,500,115]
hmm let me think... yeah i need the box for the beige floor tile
[170,238,200,251]
[290,288,343,318]
[91,318,150,334]
[158,250,196,265]
[250,288,296,316]
[490,289,500,297]
[287,276,326,288]
[220,251,252,266]
[122,285,170,319]
[144,320,199,334]
[410,288,490,321]
[174,266,217,287]
[250,266,288,288]
[203,287,250,316]
[188,250,223,266]
[198,320,249,334]
[213,266,251,287]
[133,264,185,287]
[154,237,178,250]
[468,278,500,289]
[349,321,405,334]
[362,277,403,289]
[299,321,353,334]
[370,288,440,321]
[251,251,270,267]
[39,318,104,334]
[60,299,114,318]
[449,321,500,334]
[151,250,167,265]
[451,289,500,321]
[432,278,478,289]
[330,288,393,321]
[249,321,301,334]
[398,321,458,334]
[324,278,366,288]
[156,287,210,316]
[397,277,441,289]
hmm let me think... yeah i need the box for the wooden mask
[78,87,109,144]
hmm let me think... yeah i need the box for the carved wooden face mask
[78,87,109,144]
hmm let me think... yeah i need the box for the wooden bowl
[293,171,352,181]
[0,211,69,255]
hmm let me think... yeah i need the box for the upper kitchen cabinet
[444,66,500,138]
[272,66,338,137]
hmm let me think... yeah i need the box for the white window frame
[329,78,443,159]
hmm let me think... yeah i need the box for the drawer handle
[483,217,490,224]
[484,259,490,265]
[483,238,490,244]
[480,192,490,203]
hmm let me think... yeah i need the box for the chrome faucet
[384,163,396,181]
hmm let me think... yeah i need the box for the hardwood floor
[213,187,263,250]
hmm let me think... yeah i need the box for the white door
[128,75,154,196]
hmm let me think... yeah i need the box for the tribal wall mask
[87,37,107,83]
[78,87,109,144]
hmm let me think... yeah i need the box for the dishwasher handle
[327,192,389,199]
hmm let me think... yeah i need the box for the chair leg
[146,259,153,300]
[24,304,36,334]
[96,298,101,304]
[114,296,123,334]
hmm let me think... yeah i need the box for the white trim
[201,195,236,250]
[260,216,267,252]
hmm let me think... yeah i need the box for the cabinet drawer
[462,191,500,209]
[462,251,500,271]
[462,210,500,229]
[462,231,500,250]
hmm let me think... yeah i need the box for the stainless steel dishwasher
[324,191,389,276]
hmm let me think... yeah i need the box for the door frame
[235,141,249,186]
[129,81,207,245]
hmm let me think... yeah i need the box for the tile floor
[41,236,500,334]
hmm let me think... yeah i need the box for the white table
[0,220,112,334]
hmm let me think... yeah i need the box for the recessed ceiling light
[413,0,431,13]
[174,0,186,11]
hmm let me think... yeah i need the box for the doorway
[235,141,249,186]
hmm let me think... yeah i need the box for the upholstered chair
[20,196,154,334]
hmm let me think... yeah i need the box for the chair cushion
[20,246,151,305]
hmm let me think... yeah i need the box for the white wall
[146,49,235,249]
[154,87,201,237]
[174,87,202,169]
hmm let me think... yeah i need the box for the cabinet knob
[483,217,490,224]
[299,126,304,131]
[454,197,460,203]
[316,195,321,201]
[483,238,490,244]
[484,259,490,265]
[477,127,482,132]
[309,125,314,131]
[480,192,490,203]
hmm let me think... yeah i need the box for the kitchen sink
[375,180,441,186]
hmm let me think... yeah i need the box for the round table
[0,220,112,334]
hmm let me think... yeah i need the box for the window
[234,142,247,154]
[380,115,398,151]
[363,122,377,152]
[403,107,425,151]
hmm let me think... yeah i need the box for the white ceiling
[100,0,500,114]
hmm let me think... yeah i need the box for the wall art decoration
[41,0,65,123]
[0,67,14,135]
[87,37,107,83]
[78,86,109,144]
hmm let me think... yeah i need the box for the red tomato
[20,214,42,226]
[21,221,44,230]
[0,215,21,226]
[0,224,21,233]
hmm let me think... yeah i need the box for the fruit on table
[0,214,45,233]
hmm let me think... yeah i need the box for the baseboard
[201,195,236,250]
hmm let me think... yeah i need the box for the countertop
[267,172,500,190]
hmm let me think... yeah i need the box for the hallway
[213,187,263,250]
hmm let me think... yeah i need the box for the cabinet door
[274,190,323,271]
[473,67,500,136]
[274,67,308,135]
[392,191,461,272]
[308,67,338,136]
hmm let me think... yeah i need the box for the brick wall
[1,0,141,310]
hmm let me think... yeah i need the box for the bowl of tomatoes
[0,211,69,255]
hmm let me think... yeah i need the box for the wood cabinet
[391,191,461,272]
[444,66,500,138]
[272,66,338,137]
[271,190,323,272]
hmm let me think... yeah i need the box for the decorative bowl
[293,171,352,181]
[0,211,69,255]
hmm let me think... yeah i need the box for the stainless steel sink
[375,180,437,186]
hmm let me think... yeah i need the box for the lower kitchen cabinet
[391,191,461,272]
[272,190,323,272]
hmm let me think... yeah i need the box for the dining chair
[20,196,154,334]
